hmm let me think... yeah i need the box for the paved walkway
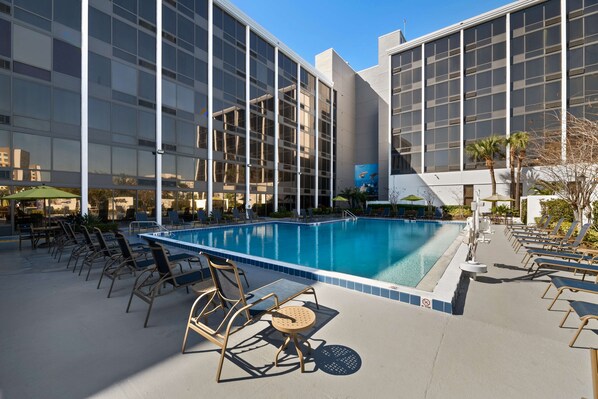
[0,226,594,398]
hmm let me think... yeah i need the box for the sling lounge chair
[168,210,192,229]
[126,241,210,327]
[98,233,192,297]
[512,217,565,251]
[506,215,552,240]
[521,223,590,267]
[541,275,598,310]
[195,210,210,226]
[559,301,598,347]
[181,252,318,382]
[530,255,598,280]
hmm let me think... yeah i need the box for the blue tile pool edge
[140,221,465,315]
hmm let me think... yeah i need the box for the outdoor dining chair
[181,252,318,382]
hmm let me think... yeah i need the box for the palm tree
[506,131,529,210]
[465,135,505,195]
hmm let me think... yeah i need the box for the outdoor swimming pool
[160,219,464,287]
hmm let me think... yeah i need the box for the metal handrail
[129,221,172,235]
[342,210,357,221]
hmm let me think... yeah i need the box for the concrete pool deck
[0,225,595,398]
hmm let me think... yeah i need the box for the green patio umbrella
[401,194,424,203]
[332,195,348,202]
[2,185,80,201]
[3,185,80,225]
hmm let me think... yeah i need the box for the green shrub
[593,201,598,230]
[441,205,472,220]
[269,210,293,218]
[540,199,574,222]
[521,199,527,224]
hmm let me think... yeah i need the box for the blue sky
[234,0,512,71]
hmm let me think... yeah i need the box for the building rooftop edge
[216,0,334,87]
[386,0,545,55]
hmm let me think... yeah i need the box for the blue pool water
[169,219,464,287]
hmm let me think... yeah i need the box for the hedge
[539,199,575,222]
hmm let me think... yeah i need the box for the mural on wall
[354,164,378,196]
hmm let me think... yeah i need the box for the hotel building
[1,0,596,224]
[0,0,334,223]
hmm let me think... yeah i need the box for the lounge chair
[521,222,590,267]
[98,232,192,297]
[506,215,552,240]
[248,209,261,222]
[416,208,425,219]
[559,301,598,347]
[364,207,372,216]
[181,252,319,382]
[78,226,118,281]
[299,209,308,221]
[126,241,209,327]
[511,216,563,242]
[195,210,210,226]
[212,209,229,224]
[232,208,247,223]
[513,218,565,251]
[433,207,443,220]
[55,222,86,263]
[530,255,598,280]
[69,225,101,272]
[168,210,192,229]
[542,276,598,310]
[396,207,405,218]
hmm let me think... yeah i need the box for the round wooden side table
[272,306,316,372]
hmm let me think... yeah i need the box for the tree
[418,187,436,212]
[532,114,598,225]
[340,187,367,209]
[465,135,505,195]
[505,131,530,210]
[388,187,405,215]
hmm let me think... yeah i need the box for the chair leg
[143,292,156,328]
[560,308,573,327]
[108,275,118,298]
[126,286,136,313]
[547,289,564,310]
[241,271,249,288]
[310,288,319,309]
[541,282,552,299]
[569,319,589,347]
[216,337,230,382]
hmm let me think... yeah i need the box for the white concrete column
[80,0,89,215]
[245,25,251,214]
[207,0,214,213]
[506,13,511,147]
[421,43,426,173]
[155,0,163,225]
[387,54,392,186]
[330,87,334,201]
[314,77,319,208]
[296,63,301,214]
[459,31,464,172]
[274,47,279,212]
[560,0,567,161]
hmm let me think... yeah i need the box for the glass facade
[390,0,597,176]
[391,46,422,174]
[464,17,507,170]
[511,0,562,159]
[0,0,333,223]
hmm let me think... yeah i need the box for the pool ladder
[342,210,358,221]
